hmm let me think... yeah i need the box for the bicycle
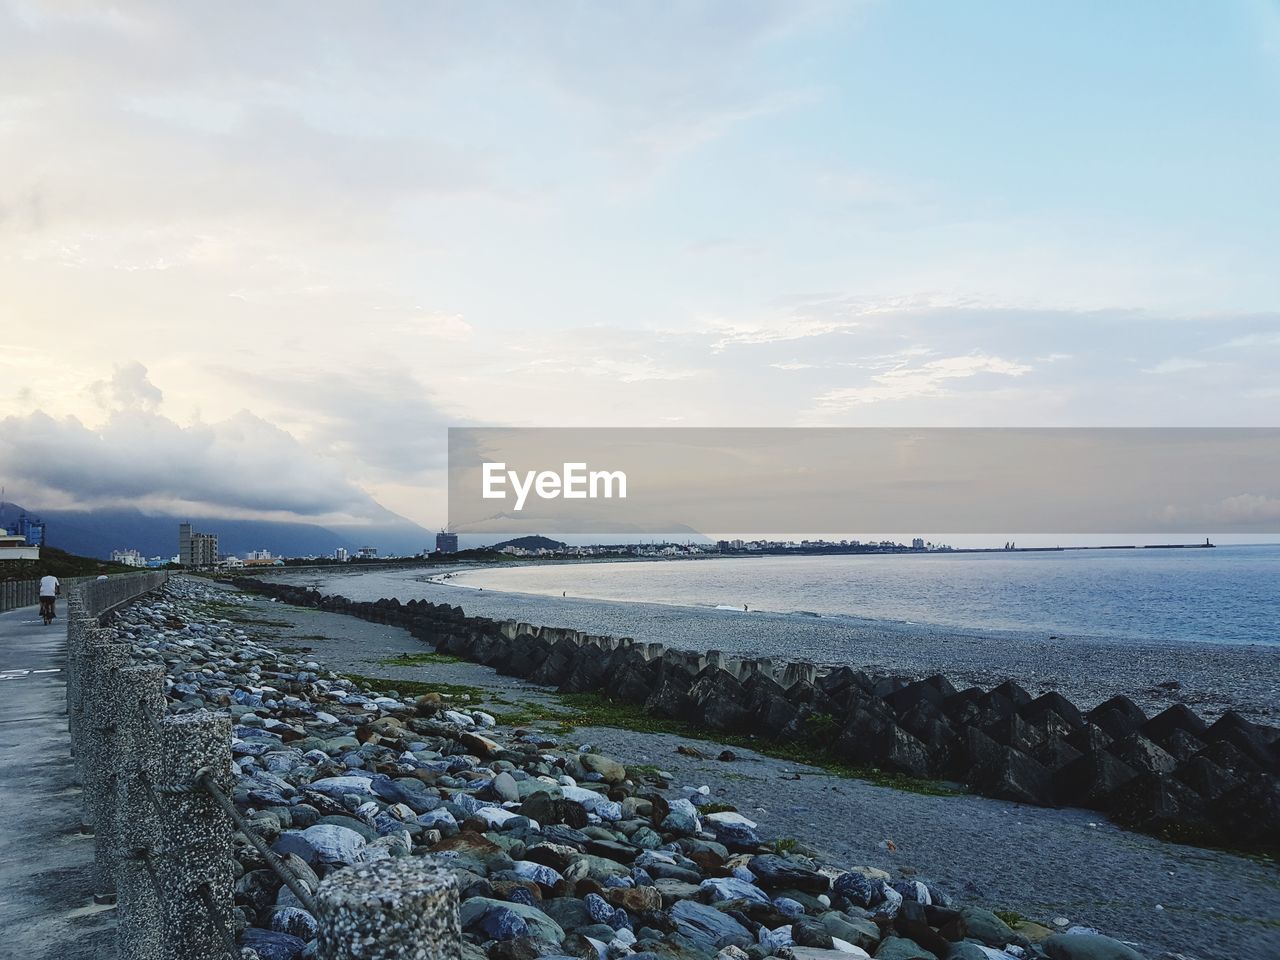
[40,595,55,625]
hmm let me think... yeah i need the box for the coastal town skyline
[3,1,1279,535]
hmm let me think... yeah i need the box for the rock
[873,936,937,960]
[460,897,565,944]
[792,917,835,949]
[603,885,663,913]
[513,861,565,888]
[580,754,627,784]
[240,927,306,960]
[955,908,1016,949]
[654,878,703,907]
[521,794,590,829]
[493,771,522,803]
[834,872,878,908]
[892,901,950,958]
[483,905,532,941]
[700,877,771,906]
[1042,933,1147,960]
[269,906,318,941]
[462,732,503,757]
[273,824,366,866]
[747,855,829,893]
[1009,920,1056,943]
[817,912,880,952]
[669,900,753,952]
[542,897,593,932]
[793,949,871,960]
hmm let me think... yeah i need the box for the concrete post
[66,615,102,757]
[84,637,131,901]
[314,857,461,960]
[154,710,234,960]
[114,664,167,960]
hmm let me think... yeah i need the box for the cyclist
[39,574,60,625]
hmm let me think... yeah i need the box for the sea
[446,544,1279,648]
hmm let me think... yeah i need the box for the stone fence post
[82,633,131,900]
[314,857,461,960]
[114,663,168,960]
[151,710,235,960]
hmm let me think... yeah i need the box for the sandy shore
[263,567,1280,725]
[222,584,1280,960]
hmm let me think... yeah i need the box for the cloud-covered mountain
[1,501,433,560]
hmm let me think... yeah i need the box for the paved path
[0,601,114,959]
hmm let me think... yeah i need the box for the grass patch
[378,651,465,667]
[544,692,962,797]
[994,910,1025,926]
[626,763,666,779]
[341,673,493,703]
[488,702,574,728]
[698,801,738,815]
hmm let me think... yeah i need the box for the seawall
[232,578,1280,854]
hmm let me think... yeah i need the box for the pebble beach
[106,577,1280,960]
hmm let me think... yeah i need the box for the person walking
[39,574,60,625]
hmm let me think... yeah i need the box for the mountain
[0,502,435,559]
[491,535,569,552]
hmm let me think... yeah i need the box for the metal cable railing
[140,698,319,912]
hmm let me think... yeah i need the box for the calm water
[450,545,1280,647]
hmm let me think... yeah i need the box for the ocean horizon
[444,543,1280,649]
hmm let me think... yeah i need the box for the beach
[215,579,1280,960]
[261,563,1280,726]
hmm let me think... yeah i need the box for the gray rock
[873,936,937,960]
[700,877,771,906]
[670,900,753,952]
[460,897,565,944]
[1042,933,1148,960]
[956,907,1016,948]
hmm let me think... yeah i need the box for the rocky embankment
[231,579,1280,857]
[98,578,1183,960]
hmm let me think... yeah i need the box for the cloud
[1207,494,1280,525]
[814,353,1033,410]
[88,361,163,410]
[0,405,391,522]
[224,367,456,479]
[706,294,982,350]
[1143,357,1209,374]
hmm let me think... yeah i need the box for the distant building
[243,550,281,567]
[334,547,349,562]
[14,514,46,547]
[435,531,458,554]
[912,537,925,551]
[0,527,40,562]
[357,546,378,559]
[178,522,219,568]
[111,548,146,567]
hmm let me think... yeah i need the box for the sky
[1,0,1278,535]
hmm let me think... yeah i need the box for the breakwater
[235,578,1280,855]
